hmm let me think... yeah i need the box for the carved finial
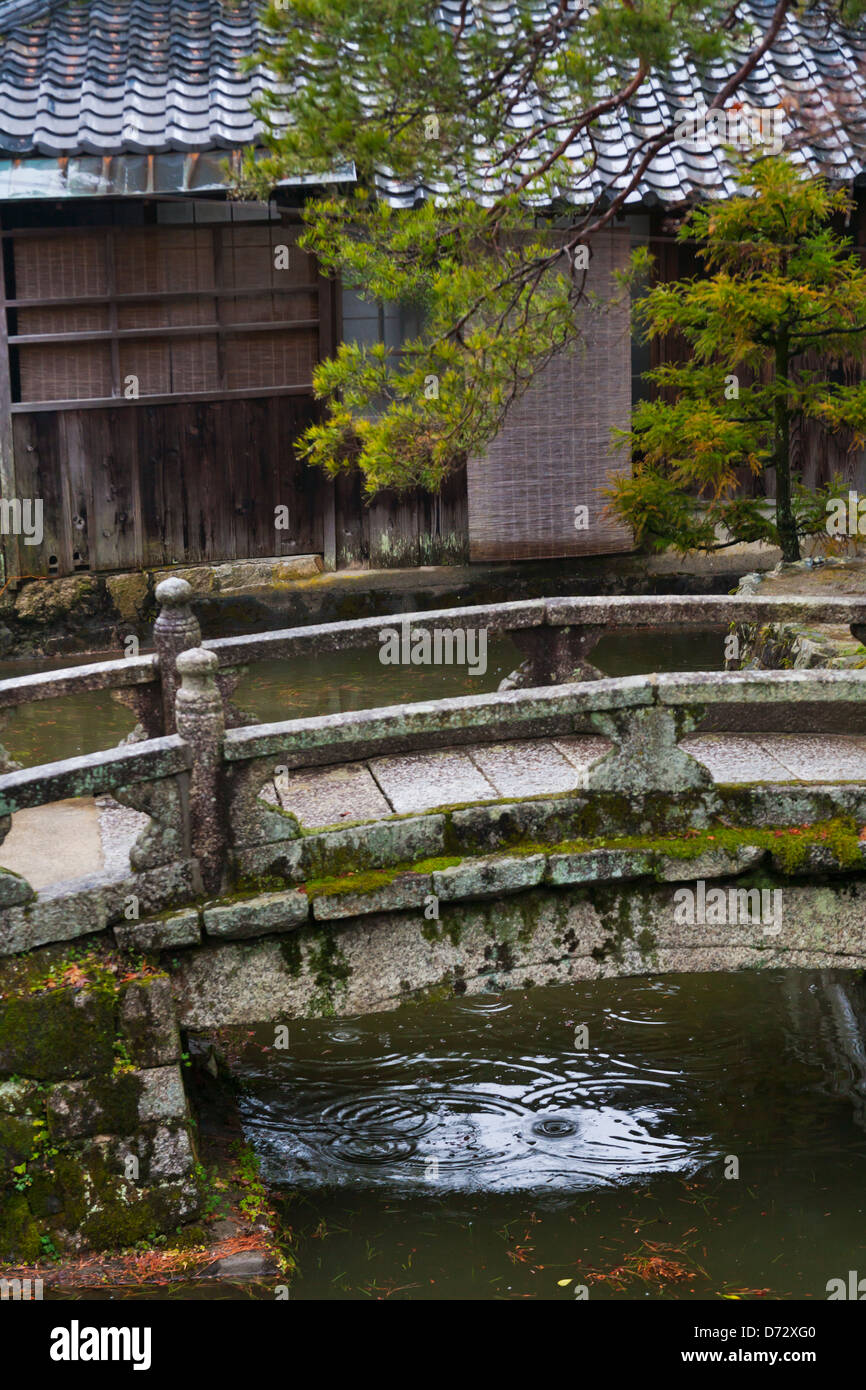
[155,577,194,609]
[176,646,219,691]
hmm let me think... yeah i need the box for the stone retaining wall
[0,948,200,1263]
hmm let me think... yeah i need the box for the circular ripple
[324,1026,365,1044]
[455,998,513,1016]
[531,1116,578,1138]
[316,1096,434,1136]
[328,1133,418,1165]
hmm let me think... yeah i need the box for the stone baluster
[505,623,605,688]
[153,578,202,735]
[585,697,713,793]
[175,648,227,894]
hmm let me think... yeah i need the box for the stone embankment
[733,558,866,670]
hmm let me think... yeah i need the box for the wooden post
[153,578,202,734]
[323,478,337,571]
[175,647,226,894]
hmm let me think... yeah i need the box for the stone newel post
[154,578,202,734]
[175,647,226,894]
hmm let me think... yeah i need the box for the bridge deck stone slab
[683,734,866,784]
[368,749,498,813]
[466,738,597,798]
[753,734,866,781]
[273,761,392,828]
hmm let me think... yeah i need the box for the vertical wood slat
[0,215,19,582]
[11,413,67,575]
[105,228,121,399]
[58,410,90,571]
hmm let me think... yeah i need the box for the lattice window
[5,214,321,409]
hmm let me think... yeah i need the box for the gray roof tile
[0,0,865,202]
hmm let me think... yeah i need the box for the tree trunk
[774,328,800,563]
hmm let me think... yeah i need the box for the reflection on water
[223,970,866,1299]
[0,627,726,767]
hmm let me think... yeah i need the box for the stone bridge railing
[2,579,866,956]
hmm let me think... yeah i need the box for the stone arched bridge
[3,582,866,1260]
[0,579,865,1008]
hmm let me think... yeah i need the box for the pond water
[227,969,866,1300]
[0,625,726,767]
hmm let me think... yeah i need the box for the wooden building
[0,0,865,581]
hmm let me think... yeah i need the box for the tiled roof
[0,0,271,156]
[0,0,865,204]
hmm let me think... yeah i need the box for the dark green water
[0,626,725,767]
[229,969,866,1301]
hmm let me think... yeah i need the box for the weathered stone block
[312,872,432,921]
[547,847,654,886]
[0,1190,41,1262]
[655,846,766,881]
[432,854,546,901]
[103,1125,196,1182]
[106,572,150,621]
[0,1112,34,1167]
[144,1125,196,1181]
[119,977,181,1067]
[47,1072,144,1141]
[114,908,202,952]
[298,815,448,881]
[0,1078,39,1114]
[76,1174,201,1250]
[236,814,448,883]
[152,564,216,596]
[13,576,98,624]
[450,796,587,854]
[0,860,200,958]
[137,1065,189,1124]
[203,889,309,940]
[0,987,115,1080]
[212,556,322,590]
[0,868,35,908]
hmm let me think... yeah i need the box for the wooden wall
[334,465,469,569]
[9,395,324,576]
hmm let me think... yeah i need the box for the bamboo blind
[466,229,634,560]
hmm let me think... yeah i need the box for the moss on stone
[48,1071,144,1141]
[0,1113,35,1168]
[279,935,303,978]
[304,866,403,899]
[498,816,862,877]
[0,987,116,1081]
[233,871,289,896]
[306,932,352,1017]
[304,856,459,902]
[0,1190,41,1263]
